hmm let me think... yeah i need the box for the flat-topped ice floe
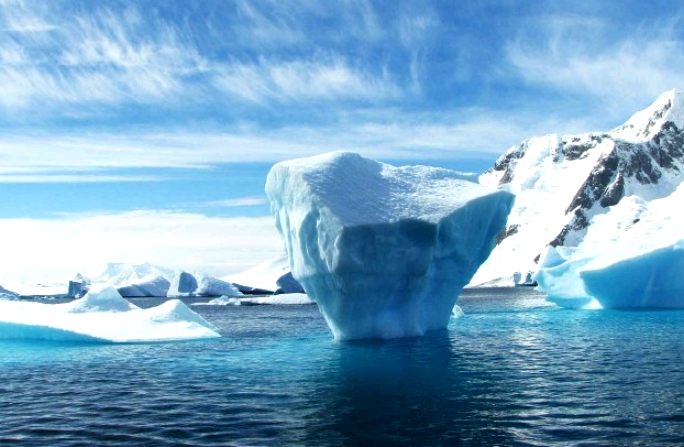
[0,287,220,343]
[266,152,514,340]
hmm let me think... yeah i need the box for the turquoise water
[1,289,683,446]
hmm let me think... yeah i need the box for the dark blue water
[1,288,683,446]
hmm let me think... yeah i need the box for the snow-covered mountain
[471,89,684,286]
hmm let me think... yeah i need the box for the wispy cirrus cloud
[200,196,267,208]
[505,14,684,117]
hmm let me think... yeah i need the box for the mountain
[470,89,684,287]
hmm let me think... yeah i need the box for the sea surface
[1,288,683,446]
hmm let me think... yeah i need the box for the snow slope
[536,182,684,308]
[0,287,220,342]
[266,152,513,340]
[472,89,684,288]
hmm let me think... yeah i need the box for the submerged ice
[266,152,514,340]
[0,287,220,343]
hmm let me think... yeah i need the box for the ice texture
[195,293,314,306]
[168,271,199,297]
[117,275,171,297]
[195,276,243,297]
[580,242,684,308]
[226,254,302,294]
[0,287,220,342]
[536,183,684,308]
[265,152,514,340]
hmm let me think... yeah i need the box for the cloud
[213,58,400,104]
[505,14,684,117]
[0,108,597,177]
[200,196,267,207]
[0,211,283,285]
[0,174,165,183]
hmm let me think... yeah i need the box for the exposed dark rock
[495,224,519,245]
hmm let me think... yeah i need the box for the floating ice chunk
[0,287,220,343]
[581,241,684,308]
[168,271,198,297]
[117,275,171,297]
[195,293,313,306]
[534,246,595,309]
[266,152,514,340]
[226,254,303,294]
[452,304,464,319]
[0,284,18,300]
[195,276,243,297]
[275,272,305,294]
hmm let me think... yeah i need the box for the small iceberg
[0,287,220,343]
[195,293,314,306]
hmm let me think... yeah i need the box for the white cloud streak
[506,14,684,117]
[200,196,267,208]
[0,211,283,285]
[0,109,596,176]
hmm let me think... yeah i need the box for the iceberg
[90,263,173,297]
[226,254,303,294]
[117,275,171,297]
[0,284,18,300]
[195,293,314,306]
[168,271,199,297]
[580,242,684,308]
[266,152,514,340]
[0,287,220,343]
[195,276,243,297]
[537,184,684,308]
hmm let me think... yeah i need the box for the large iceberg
[536,183,684,308]
[265,152,514,340]
[0,287,220,342]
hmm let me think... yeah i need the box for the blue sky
[2,0,684,282]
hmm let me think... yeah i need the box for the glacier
[0,287,220,343]
[266,152,514,340]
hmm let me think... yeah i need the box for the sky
[2,0,684,285]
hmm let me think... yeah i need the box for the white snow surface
[195,293,313,306]
[0,287,220,342]
[195,276,243,297]
[471,88,684,288]
[224,254,290,292]
[266,152,514,340]
[612,89,684,142]
[537,182,684,308]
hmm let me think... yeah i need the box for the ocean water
[1,288,683,446]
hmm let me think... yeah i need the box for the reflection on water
[1,288,683,446]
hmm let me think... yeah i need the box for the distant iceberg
[168,271,199,297]
[195,276,243,297]
[0,287,220,343]
[226,254,303,294]
[266,152,514,340]
[196,293,313,306]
